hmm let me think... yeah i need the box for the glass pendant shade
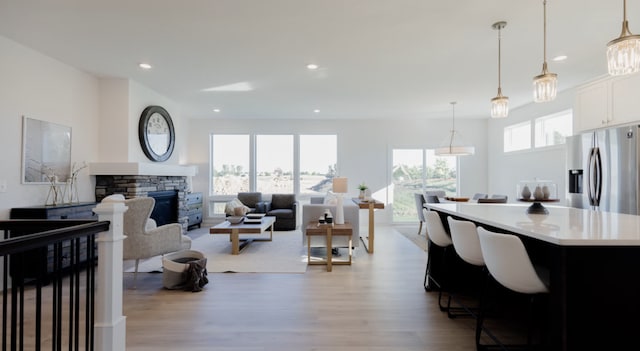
[607,0,640,76]
[533,64,558,102]
[533,0,557,103]
[491,93,509,118]
[435,102,475,157]
[607,34,640,75]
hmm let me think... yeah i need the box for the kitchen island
[426,202,640,351]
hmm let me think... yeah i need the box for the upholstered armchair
[123,197,192,286]
[265,194,298,231]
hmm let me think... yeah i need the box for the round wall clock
[138,105,175,162]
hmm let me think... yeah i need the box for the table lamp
[332,177,348,225]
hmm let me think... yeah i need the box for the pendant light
[491,21,508,118]
[607,0,640,75]
[435,102,475,156]
[533,0,557,103]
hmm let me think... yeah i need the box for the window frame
[534,109,573,149]
[503,121,532,153]
[209,133,338,198]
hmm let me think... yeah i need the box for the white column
[92,194,128,351]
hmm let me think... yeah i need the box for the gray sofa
[302,196,360,248]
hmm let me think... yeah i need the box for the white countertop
[426,203,640,246]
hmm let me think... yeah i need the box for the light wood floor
[123,225,480,351]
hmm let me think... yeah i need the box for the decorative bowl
[226,216,244,224]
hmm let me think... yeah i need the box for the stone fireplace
[90,162,198,233]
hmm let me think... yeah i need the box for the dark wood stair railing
[0,219,110,351]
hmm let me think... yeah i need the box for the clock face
[139,106,175,162]
[147,113,169,135]
[147,112,171,155]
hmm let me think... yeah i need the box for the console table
[11,202,97,220]
[10,202,98,279]
[351,198,384,253]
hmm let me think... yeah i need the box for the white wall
[0,35,190,219]
[128,81,187,165]
[487,89,576,205]
[98,78,129,162]
[187,117,488,224]
[0,35,101,218]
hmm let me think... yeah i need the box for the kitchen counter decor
[517,179,558,214]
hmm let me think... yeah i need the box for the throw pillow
[323,191,338,205]
[225,198,251,216]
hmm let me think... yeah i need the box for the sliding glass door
[392,149,457,222]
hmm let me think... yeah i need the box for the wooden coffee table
[210,216,276,254]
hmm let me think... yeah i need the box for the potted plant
[357,182,368,199]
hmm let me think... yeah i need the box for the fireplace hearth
[94,175,190,233]
[148,190,178,226]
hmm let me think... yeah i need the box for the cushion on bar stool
[476,226,550,349]
[477,227,549,294]
[448,217,484,267]
[423,209,454,311]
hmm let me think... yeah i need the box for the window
[392,149,457,222]
[504,121,532,152]
[392,149,423,222]
[211,134,250,195]
[535,109,573,148]
[210,133,337,198]
[256,135,294,193]
[299,135,337,195]
[425,150,457,195]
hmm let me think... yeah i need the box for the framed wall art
[22,116,72,184]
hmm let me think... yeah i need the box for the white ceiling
[0,0,630,120]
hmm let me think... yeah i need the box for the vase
[520,185,531,199]
[359,190,365,199]
[533,186,544,200]
[66,175,79,203]
[542,185,550,199]
[46,183,62,206]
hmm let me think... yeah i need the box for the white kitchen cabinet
[574,74,640,133]
[574,77,611,133]
[611,73,640,126]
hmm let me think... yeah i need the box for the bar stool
[446,217,485,319]
[423,209,453,311]
[477,227,550,350]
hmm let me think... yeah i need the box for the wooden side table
[305,222,352,272]
[352,198,385,253]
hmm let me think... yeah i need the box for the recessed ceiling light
[306,64,319,70]
[138,62,152,70]
[202,82,253,92]
[552,55,567,62]
[213,109,221,113]
[313,109,321,113]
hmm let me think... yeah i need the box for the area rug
[395,225,428,251]
[124,228,308,274]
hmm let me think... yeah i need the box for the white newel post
[92,194,128,351]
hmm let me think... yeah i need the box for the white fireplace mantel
[89,162,197,177]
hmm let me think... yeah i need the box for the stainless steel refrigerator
[566,124,640,215]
